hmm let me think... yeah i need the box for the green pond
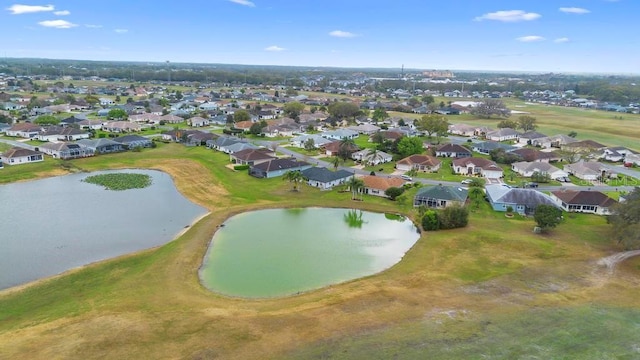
[199,208,420,298]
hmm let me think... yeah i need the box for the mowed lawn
[0,144,639,359]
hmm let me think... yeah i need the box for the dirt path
[597,250,640,270]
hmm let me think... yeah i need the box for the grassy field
[1,117,640,358]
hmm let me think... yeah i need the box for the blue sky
[0,0,637,73]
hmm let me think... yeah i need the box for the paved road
[0,138,37,151]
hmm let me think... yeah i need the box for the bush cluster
[421,205,469,231]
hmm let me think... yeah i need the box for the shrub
[421,210,439,231]
[233,164,250,171]
[437,205,469,230]
[384,186,405,200]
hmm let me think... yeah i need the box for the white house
[99,98,115,106]
[486,128,520,142]
[550,190,617,215]
[452,157,503,179]
[0,147,44,165]
[321,129,359,140]
[351,149,393,165]
[511,161,568,180]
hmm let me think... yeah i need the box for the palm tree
[283,170,306,192]
[346,175,365,200]
[468,178,485,209]
[338,138,357,162]
[332,156,341,171]
[366,148,385,166]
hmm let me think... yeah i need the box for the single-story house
[510,148,560,163]
[301,167,353,190]
[599,147,637,162]
[223,142,259,154]
[517,131,547,145]
[413,185,468,208]
[486,184,560,215]
[347,124,381,135]
[77,138,125,154]
[351,149,393,165]
[624,153,640,167]
[550,190,617,215]
[562,140,607,153]
[486,128,520,142]
[0,147,44,165]
[448,123,476,137]
[230,148,276,166]
[564,160,612,181]
[114,135,153,149]
[187,116,210,127]
[396,154,441,172]
[249,158,312,178]
[39,142,94,160]
[360,175,406,197]
[321,129,359,140]
[472,141,517,155]
[5,123,42,138]
[290,134,333,148]
[159,114,184,124]
[36,126,90,142]
[435,143,472,158]
[511,161,568,180]
[452,158,503,178]
[322,140,360,157]
[103,121,142,133]
[532,134,577,149]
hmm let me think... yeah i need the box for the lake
[199,208,420,298]
[0,169,207,290]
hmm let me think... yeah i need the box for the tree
[437,205,469,229]
[396,136,423,157]
[421,210,439,231]
[0,114,12,124]
[372,108,389,122]
[517,115,537,132]
[234,110,251,122]
[608,188,640,249]
[346,176,364,200]
[158,98,170,107]
[490,148,521,164]
[107,108,127,120]
[568,131,578,138]
[416,114,449,141]
[175,90,183,100]
[303,138,316,151]
[115,95,121,103]
[497,119,518,129]
[338,138,357,161]
[328,102,361,121]
[534,205,563,231]
[34,115,60,125]
[285,88,298,96]
[470,99,510,119]
[385,187,405,201]
[421,94,435,104]
[283,170,306,191]
[332,156,341,170]
[283,102,305,119]
[274,90,280,98]
[249,122,264,135]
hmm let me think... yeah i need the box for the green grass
[83,173,152,190]
[0,143,11,152]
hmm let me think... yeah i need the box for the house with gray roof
[39,142,94,160]
[486,128,520,142]
[517,131,547,145]
[511,161,568,180]
[77,138,125,154]
[0,147,44,165]
[550,190,617,215]
[249,158,312,178]
[485,184,560,215]
[413,185,468,208]
[351,149,393,165]
[114,135,153,149]
[290,134,332,148]
[321,129,359,140]
[472,141,517,155]
[301,167,353,189]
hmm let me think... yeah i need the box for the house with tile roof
[360,175,406,198]
[230,148,276,166]
[39,142,94,160]
[396,154,441,172]
[452,157,503,178]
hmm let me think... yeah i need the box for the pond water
[199,208,420,298]
[0,169,207,290]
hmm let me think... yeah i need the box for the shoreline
[0,210,211,296]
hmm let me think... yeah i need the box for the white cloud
[7,4,54,14]
[264,45,285,52]
[329,30,357,38]
[53,10,70,15]
[38,19,77,29]
[517,35,545,42]
[229,0,255,7]
[85,24,102,28]
[114,28,128,33]
[474,10,541,22]
[559,7,590,14]
[554,37,570,43]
